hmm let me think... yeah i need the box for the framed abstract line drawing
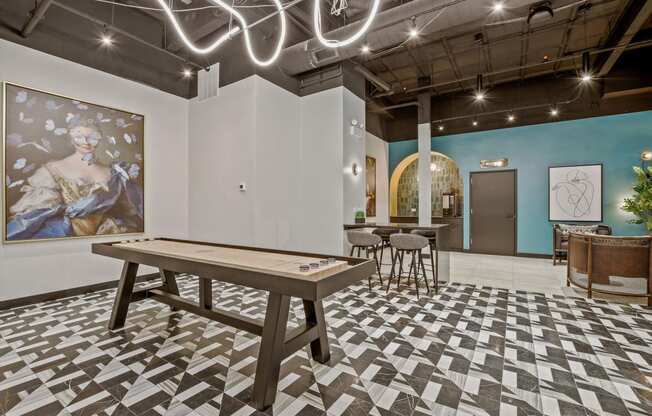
[548,164,602,222]
[3,82,145,243]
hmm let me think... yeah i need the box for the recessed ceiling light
[361,44,370,54]
[492,2,505,12]
[438,125,444,131]
[182,68,193,78]
[550,108,559,117]
[507,114,515,122]
[100,34,113,46]
[472,120,478,126]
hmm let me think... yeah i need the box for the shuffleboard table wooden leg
[252,292,291,411]
[109,262,139,330]
[302,300,331,363]
[199,278,213,310]
[159,269,180,311]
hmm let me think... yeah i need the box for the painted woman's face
[70,126,101,155]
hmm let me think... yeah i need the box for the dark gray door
[470,170,517,255]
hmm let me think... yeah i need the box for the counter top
[344,223,449,230]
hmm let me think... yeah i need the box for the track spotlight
[475,74,485,101]
[507,114,515,122]
[472,120,478,127]
[550,108,559,117]
[408,16,419,38]
[438,125,445,132]
[100,33,113,46]
[580,51,593,83]
[492,1,505,12]
[361,44,370,54]
[182,68,193,78]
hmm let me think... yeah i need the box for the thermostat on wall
[239,182,247,191]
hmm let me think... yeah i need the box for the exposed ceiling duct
[280,0,580,75]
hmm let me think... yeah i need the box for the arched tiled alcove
[390,151,463,217]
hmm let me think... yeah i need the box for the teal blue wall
[389,111,651,254]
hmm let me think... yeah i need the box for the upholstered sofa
[552,223,612,265]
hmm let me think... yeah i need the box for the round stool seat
[390,234,428,250]
[410,229,437,239]
[373,228,400,238]
[347,231,382,247]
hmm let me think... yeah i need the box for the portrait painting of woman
[3,83,144,242]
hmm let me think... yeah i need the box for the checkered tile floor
[1,275,651,416]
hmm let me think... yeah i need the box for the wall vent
[198,64,220,101]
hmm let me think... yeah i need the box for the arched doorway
[390,152,463,218]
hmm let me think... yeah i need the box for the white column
[418,123,432,226]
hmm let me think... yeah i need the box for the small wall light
[641,150,652,161]
[352,163,360,176]
[480,158,508,168]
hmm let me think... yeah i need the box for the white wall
[298,87,343,254]
[365,132,389,223]
[188,77,257,246]
[342,88,366,226]
[0,39,189,301]
[188,77,356,256]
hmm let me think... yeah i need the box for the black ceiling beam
[597,0,652,75]
[22,0,55,37]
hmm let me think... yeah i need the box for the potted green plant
[354,210,366,224]
[622,166,652,232]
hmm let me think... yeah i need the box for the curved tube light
[155,0,286,67]
[313,0,380,48]
[155,0,240,54]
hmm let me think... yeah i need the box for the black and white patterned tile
[0,275,650,416]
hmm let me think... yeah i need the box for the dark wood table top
[344,223,449,231]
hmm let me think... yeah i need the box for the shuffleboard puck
[299,264,310,272]
[310,263,320,269]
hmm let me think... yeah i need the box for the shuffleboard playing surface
[114,239,349,280]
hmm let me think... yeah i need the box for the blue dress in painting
[7,162,143,240]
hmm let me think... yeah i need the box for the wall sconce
[352,163,360,176]
[350,119,365,138]
[480,158,508,168]
[642,150,652,161]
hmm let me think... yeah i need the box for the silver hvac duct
[280,0,579,76]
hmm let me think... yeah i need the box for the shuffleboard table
[92,238,375,410]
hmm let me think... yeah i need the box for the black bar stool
[346,231,383,289]
[386,234,430,298]
[410,229,439,293]
[372,228,400,268]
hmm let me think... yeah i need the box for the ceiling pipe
[21,0,55,37]
[431,86,584,123]
[371,101,419,112]
[354,65,391,92]
[280,0,576,75]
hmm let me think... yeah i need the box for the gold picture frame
[2,82,146,243]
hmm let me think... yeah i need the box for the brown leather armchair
[567,233,651,305]
[552,224,612,265]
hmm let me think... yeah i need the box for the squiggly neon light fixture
[155,0,379,66]
[156,0,286,67]
[313,0,380,48]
